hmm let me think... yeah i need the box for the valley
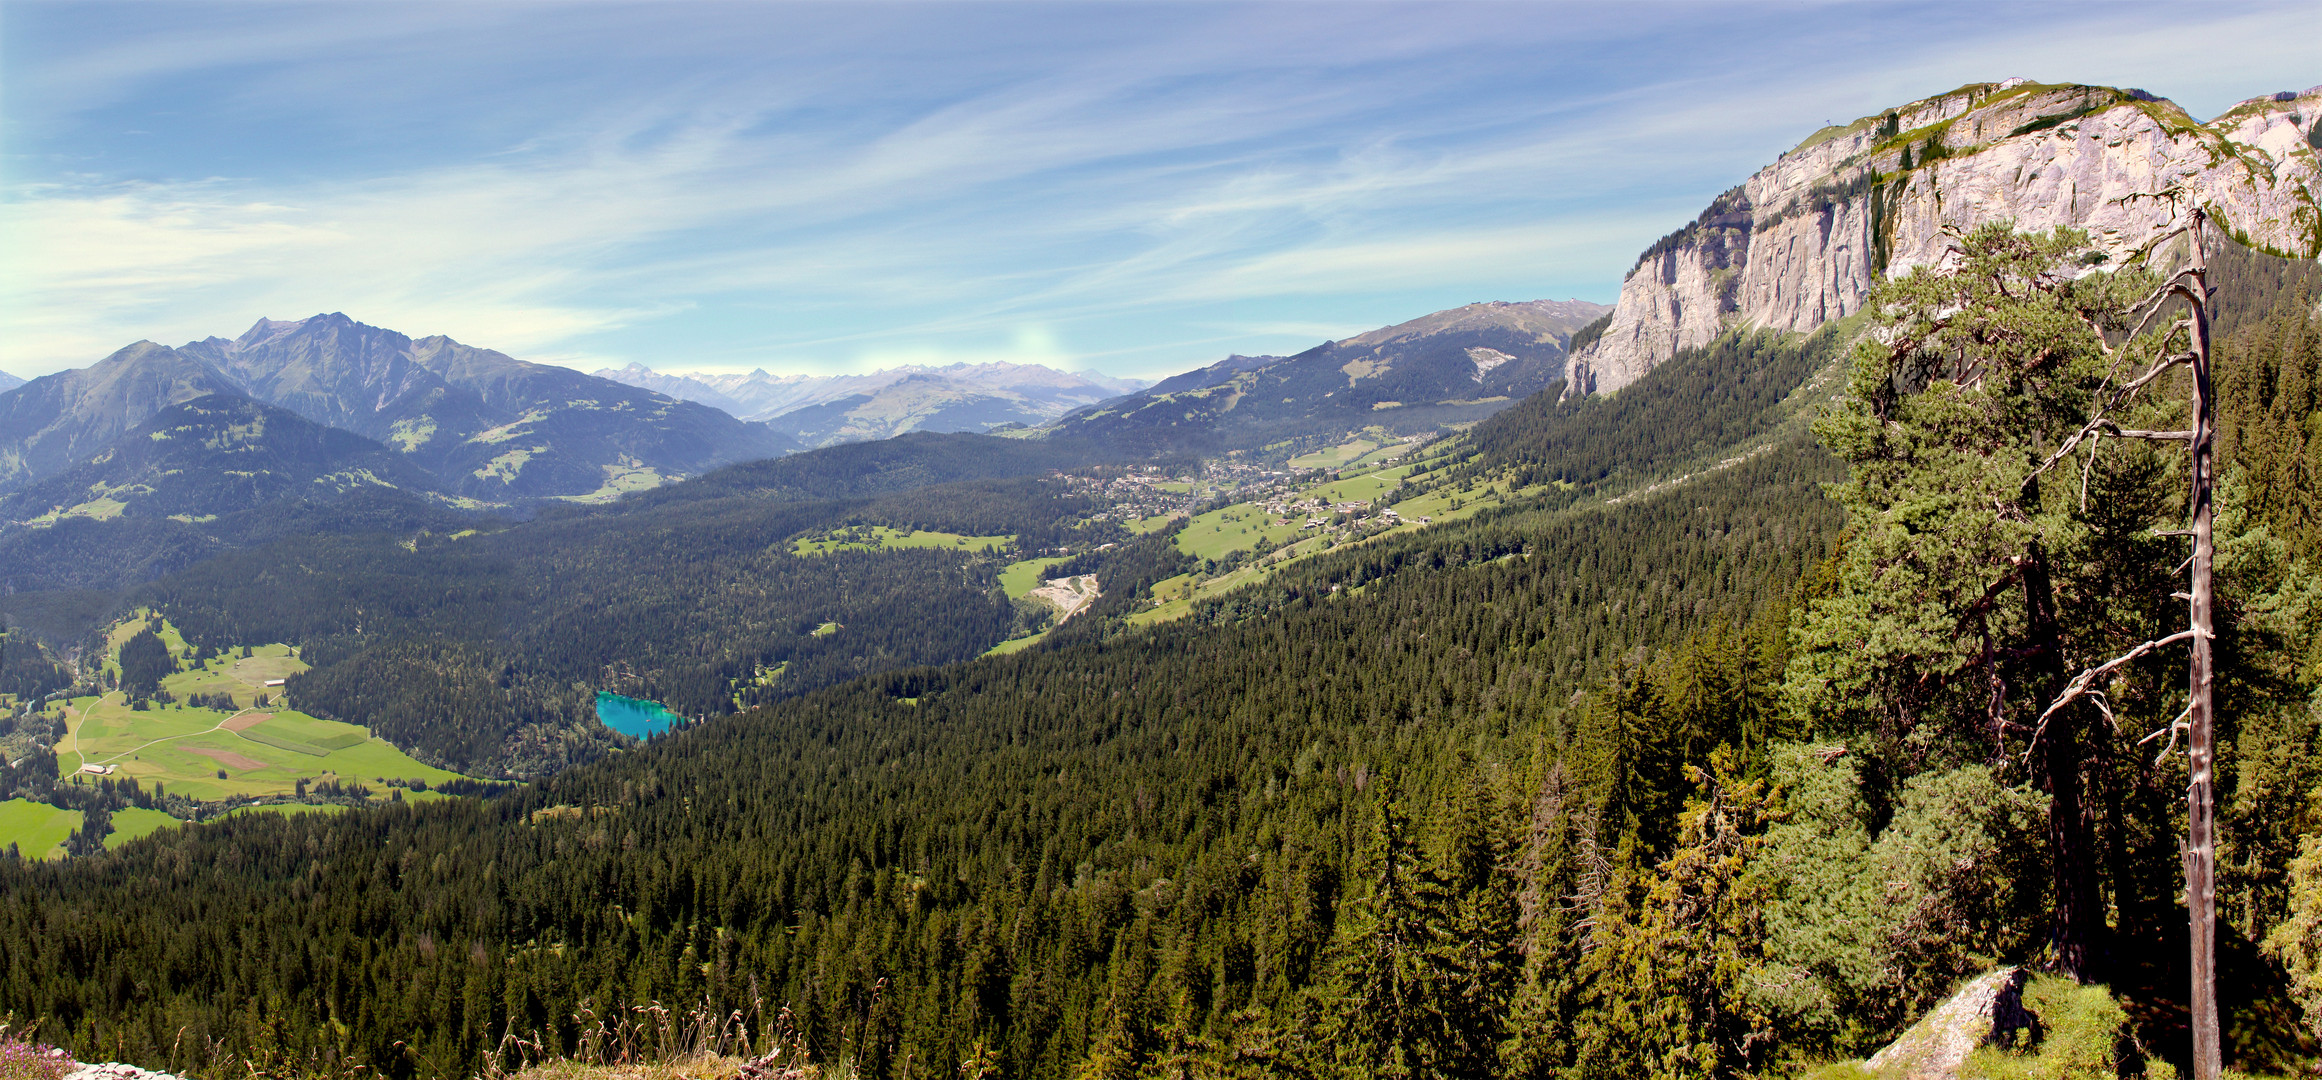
[0,610,465,859]
[0,69,2317,1080]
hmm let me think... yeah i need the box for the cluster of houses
[1057,459,1291,524]
[1263,496,1431,534]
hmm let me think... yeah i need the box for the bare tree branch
[2022,628,2204,762]
[2123,276,2201,341]
[2139,703,2195,762]
[2117,350,2197,396]
[2078,432,2105,513]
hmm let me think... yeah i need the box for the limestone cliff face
[1568,79,2322,396]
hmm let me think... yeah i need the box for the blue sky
[2,2,2314,381]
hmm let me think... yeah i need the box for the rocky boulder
[1860,966,2035,1079]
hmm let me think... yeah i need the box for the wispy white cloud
[1,1,2311,380]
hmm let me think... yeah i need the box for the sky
[1,2,2315,382]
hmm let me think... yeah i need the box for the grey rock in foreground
[1861,965,2033,1079]
[64,1063,189,1080]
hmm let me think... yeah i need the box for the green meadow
[1128,448,1552,627]
[0,799,80,860]
[998,555,1073,597]
[0,612,472,856]
[791,526,1012,556]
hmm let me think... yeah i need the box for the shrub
[0,1021,72,1080]
[1961,975,2172,1079]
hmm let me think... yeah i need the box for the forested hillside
[0,394,442,526]
[0,421,1845,1080]
[2,232,2319,1080]
[145,473,1118,776]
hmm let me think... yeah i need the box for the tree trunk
[2185,210,2222,1080]
[2024,539,2106,982]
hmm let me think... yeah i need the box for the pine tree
[1567,749,1779,1080]
[1789,222,2168,983]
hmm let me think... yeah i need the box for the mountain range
[1044,298,1610,453]
[593,360,1148,447]
[0,314,795,505]
[0,395,432,528]
[0,370,22,394]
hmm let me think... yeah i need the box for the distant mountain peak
[1051,296,1611,454]
[593,359,1149,446]
[3,315,791,502]
[231,313,344,351]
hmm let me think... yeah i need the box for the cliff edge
[1568,79,2322,396]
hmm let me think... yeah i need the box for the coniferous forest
[2,230,2320,1079]
[140,472,1120,776]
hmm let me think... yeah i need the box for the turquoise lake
[596,692,681,738]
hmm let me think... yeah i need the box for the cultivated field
[57,614,462,806]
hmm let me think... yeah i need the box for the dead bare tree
[2029,201,2219,1080]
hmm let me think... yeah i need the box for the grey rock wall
[1569,80,2322,396]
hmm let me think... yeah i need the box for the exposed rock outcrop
[1568,79,2322,396]
[63,1063,189,1080]
[1860,966,2033,1079]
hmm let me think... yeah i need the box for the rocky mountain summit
[1568,79,2322,395]
[181,315,794,498]
[0,370,22,394]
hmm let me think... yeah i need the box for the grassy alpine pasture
[59,615,463,810]
[61,690,460,803]
[1128,456,1556,626]
[1287,435,1386,469]
[998,555,1073,598]
[102,807,180,849]
[790,525,1012,556]
[981,634,1048,657]
[0,798,79,860]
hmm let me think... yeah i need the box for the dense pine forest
[143,474,1119,776]
[2,234,2321,1079]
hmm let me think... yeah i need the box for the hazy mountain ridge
[0,315,797,504]
[1141,353,1291,397]
[0,370,23,393]
[594,359,1149,446]
[0,342,243,491]
[1569,78,2322,394]
[0,394,438,527]
[1045,298,1610,454]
